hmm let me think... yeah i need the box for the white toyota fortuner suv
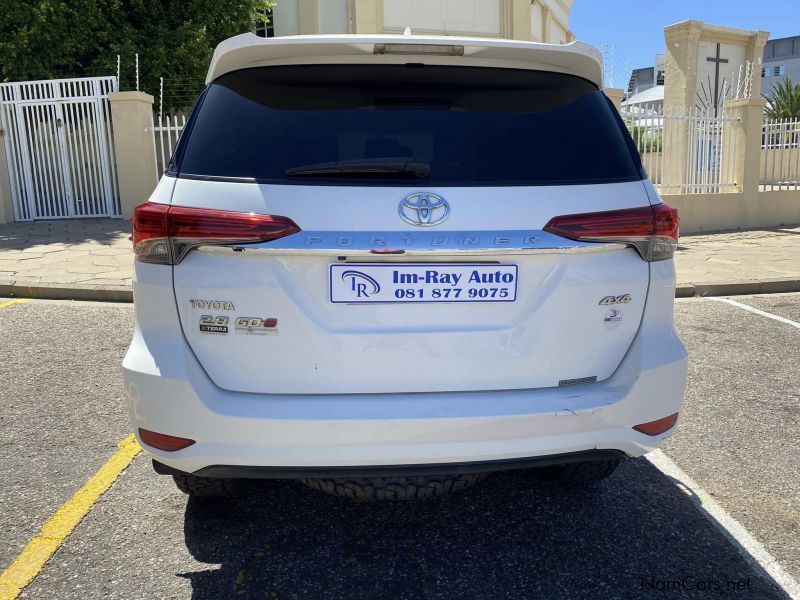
[124,33,687,501]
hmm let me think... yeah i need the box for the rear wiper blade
[286,158,430,179]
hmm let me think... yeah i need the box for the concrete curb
[677,277,800,298]
[0,281,132,303]
[2,278,800,304]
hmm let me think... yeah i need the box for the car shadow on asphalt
[180,457,786,599]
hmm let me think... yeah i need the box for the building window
[254,9,275,38]
[764,65,787,77]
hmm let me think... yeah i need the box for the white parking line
[708,297,800,329]
[647,450,800,599]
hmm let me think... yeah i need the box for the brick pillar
[661,21,703,190]
[723,98,766,224]
[663,21,703,115]
[746,31,770,99]
[108,92,158,218]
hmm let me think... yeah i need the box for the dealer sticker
[330,263,518,304]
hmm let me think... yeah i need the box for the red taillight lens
[131,202,171,263]
[132,203,300,264]
[633,413,679,436]
[138,428,196,451]
[543,203,679,261]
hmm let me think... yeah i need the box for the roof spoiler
[206,33,604,88]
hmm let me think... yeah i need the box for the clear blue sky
[570,0,799,85]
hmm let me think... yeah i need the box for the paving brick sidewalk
[0,219,131,300]
[1,218,799,300]
[675,226,800,290]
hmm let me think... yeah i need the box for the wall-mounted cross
[707,42,729,116]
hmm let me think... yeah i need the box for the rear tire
[172,473,241,497]
[536,459,621,484]
[301,473,487,501]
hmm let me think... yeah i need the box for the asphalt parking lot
[0,294,798,599]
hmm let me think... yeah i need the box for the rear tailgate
[171,180,649,394]
[164,61,651,395]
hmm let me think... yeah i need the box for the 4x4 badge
[599,294,631,305]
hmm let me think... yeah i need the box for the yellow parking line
[0,299,29,310]
[0,435,141,600]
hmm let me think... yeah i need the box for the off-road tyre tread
[301,473,487,501]
[172,473,241,497]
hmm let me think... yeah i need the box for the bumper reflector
[633,413,679,436]
[138,428,196,452]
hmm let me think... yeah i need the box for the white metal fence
[151,113,186,179]
[0,76,121,220]
[621,104,740,195]
[761,118,800,191]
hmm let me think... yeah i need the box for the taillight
[132,203,301,264]
[543,203,679,261]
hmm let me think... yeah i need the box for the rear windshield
[174,64,642,186]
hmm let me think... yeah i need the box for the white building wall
[442,0,502,36]
[319,0,349,34]
[267,0,572,44]
[547,0,570,31]
[548,20,567,45]
[383,0,445,32]
[383,0,502,36]
[530,3,544,43]
[272,0,300,36]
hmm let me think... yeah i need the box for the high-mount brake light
[132,203,301,264]
[373,43,464,56]
[543,203,679,261]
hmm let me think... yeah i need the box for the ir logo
[341,270,381,298]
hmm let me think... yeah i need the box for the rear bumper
[154,449,628,479]
[123,304,688,476]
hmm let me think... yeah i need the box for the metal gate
[621,103,740,195]
[0,76,121,220]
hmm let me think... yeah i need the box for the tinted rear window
[175,64,641,186]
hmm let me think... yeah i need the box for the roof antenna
[403,26,412,37]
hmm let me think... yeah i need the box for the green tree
[0,0,274,108]
[764,77,800,120]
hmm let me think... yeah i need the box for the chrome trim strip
[195,230,626,256]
